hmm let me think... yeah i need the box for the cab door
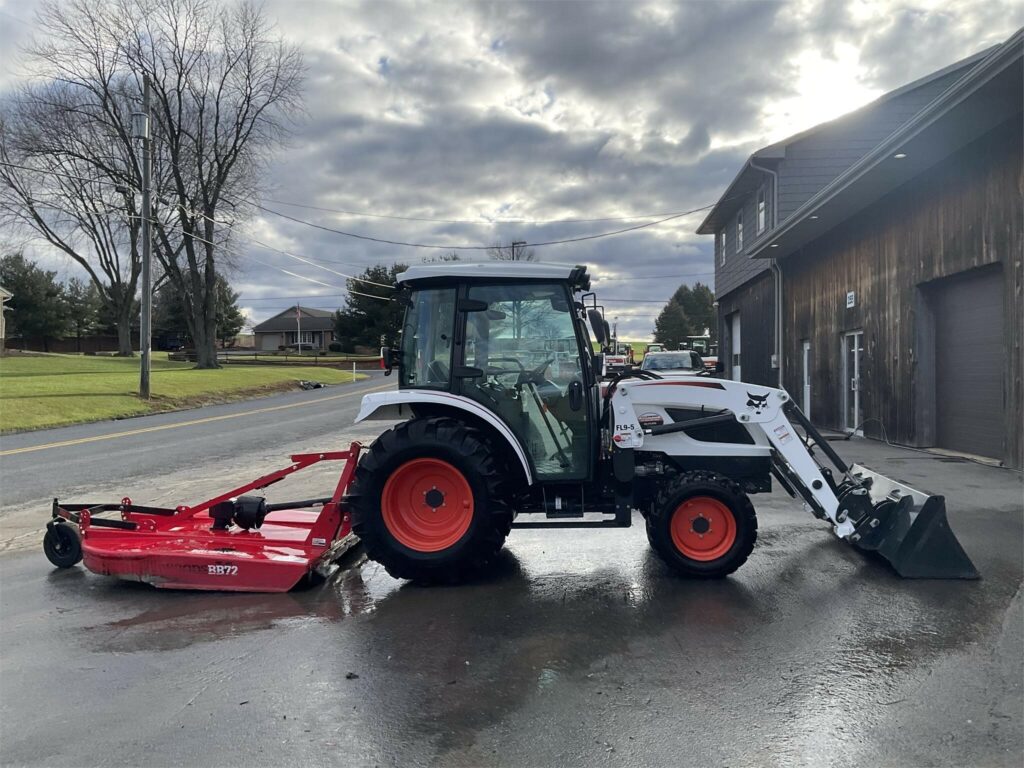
[457,282,592,482]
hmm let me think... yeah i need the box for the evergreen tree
[333,264,407,352]
[63,277,103,350]
[0,254,70,351]
[652,301,693,349]
[153,273,246,348]
[671,282,716,339]
[215,278,246,348]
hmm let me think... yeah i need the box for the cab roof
[397,261,591,290]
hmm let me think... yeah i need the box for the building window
[757,187,767,234]
[717,231,725,266]
[736,211,743,253]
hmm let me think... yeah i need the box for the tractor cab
[388,262,602,485]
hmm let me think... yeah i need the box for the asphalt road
[0,387,1022,767]
[0,373,393,508]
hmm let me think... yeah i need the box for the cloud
[3,0,1021,339]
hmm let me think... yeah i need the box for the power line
[256,203,708,251]
[242,236,395,289]
[262,197,709,225]
[247,255,393,303]
[0,160,133,190]
[4,160,728,254]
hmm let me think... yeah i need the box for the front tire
[647,471,757,578]
[348,418,514,583]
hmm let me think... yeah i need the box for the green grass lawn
[0,352,363,433]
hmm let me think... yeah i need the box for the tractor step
[512,513,630,529]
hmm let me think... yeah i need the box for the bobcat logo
[746,392,770,414]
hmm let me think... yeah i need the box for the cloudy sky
[1,0,1021,337]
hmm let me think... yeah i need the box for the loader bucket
[846,464,980,580]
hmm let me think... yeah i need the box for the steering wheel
[485,357,525,379]
[525,358,555,382]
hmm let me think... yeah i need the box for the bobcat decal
[746,391,770,414]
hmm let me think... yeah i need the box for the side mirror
[380,346,401,376]
[587,309,607,345]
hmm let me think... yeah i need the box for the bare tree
[488,241,537,262]
[0,81,146,355]
[5,0,304,367]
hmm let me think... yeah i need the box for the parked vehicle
[641,350,705,376]
[603,340,634,375]
[701,344,719,373]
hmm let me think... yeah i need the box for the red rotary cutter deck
[44,444,362,592]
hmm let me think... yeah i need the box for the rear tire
[647,471,757,578]
[348,418,514,583]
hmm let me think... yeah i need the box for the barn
[698,31,1023,467]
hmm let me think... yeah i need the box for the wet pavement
[1,439,1021,767]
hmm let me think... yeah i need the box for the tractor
[41,261,977,591]
[348,262,978,583]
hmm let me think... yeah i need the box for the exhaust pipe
[845,464,980,580]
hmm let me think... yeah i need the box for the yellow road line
[0,381,394,457]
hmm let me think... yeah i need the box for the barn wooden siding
[781,116,1023,467]
[716,270,775,388]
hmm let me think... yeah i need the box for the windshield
[643,352,701,370]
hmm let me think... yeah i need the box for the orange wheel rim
[381,458,474,552]
[670,496,737,562]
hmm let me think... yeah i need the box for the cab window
[399,287,456,389]
[460,283,588,481]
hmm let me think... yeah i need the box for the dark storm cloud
[476,0,802,138]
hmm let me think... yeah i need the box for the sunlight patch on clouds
[761,44,883,145]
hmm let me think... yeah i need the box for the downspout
[750,158,784,388]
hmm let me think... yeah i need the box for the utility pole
[511,240,527,261]
[296,303,302,353]
[134,75,153,399]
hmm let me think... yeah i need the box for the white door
[842,330,863,434]
[730,313,742,382]
[801,340,811,418]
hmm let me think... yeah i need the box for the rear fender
[356,391,533,484]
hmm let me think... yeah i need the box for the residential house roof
[252,305,335,333]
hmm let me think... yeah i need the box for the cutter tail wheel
[647,471,757,578]
[43,522,82,568]
[348,417,514,583]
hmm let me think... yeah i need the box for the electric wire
[257,203,707,251]
[261,197,710,225]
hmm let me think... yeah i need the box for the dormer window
[757,187,767,234]
[736,210,744,253]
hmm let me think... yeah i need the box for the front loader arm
[607,377,977,578]
[608,379,853,537]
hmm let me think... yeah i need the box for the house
[698,31,1023,468]
[0,284,11,353]
[252,305,337,351]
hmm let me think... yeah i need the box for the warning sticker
[773,424,793,445]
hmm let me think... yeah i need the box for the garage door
[934,267,1004,460]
